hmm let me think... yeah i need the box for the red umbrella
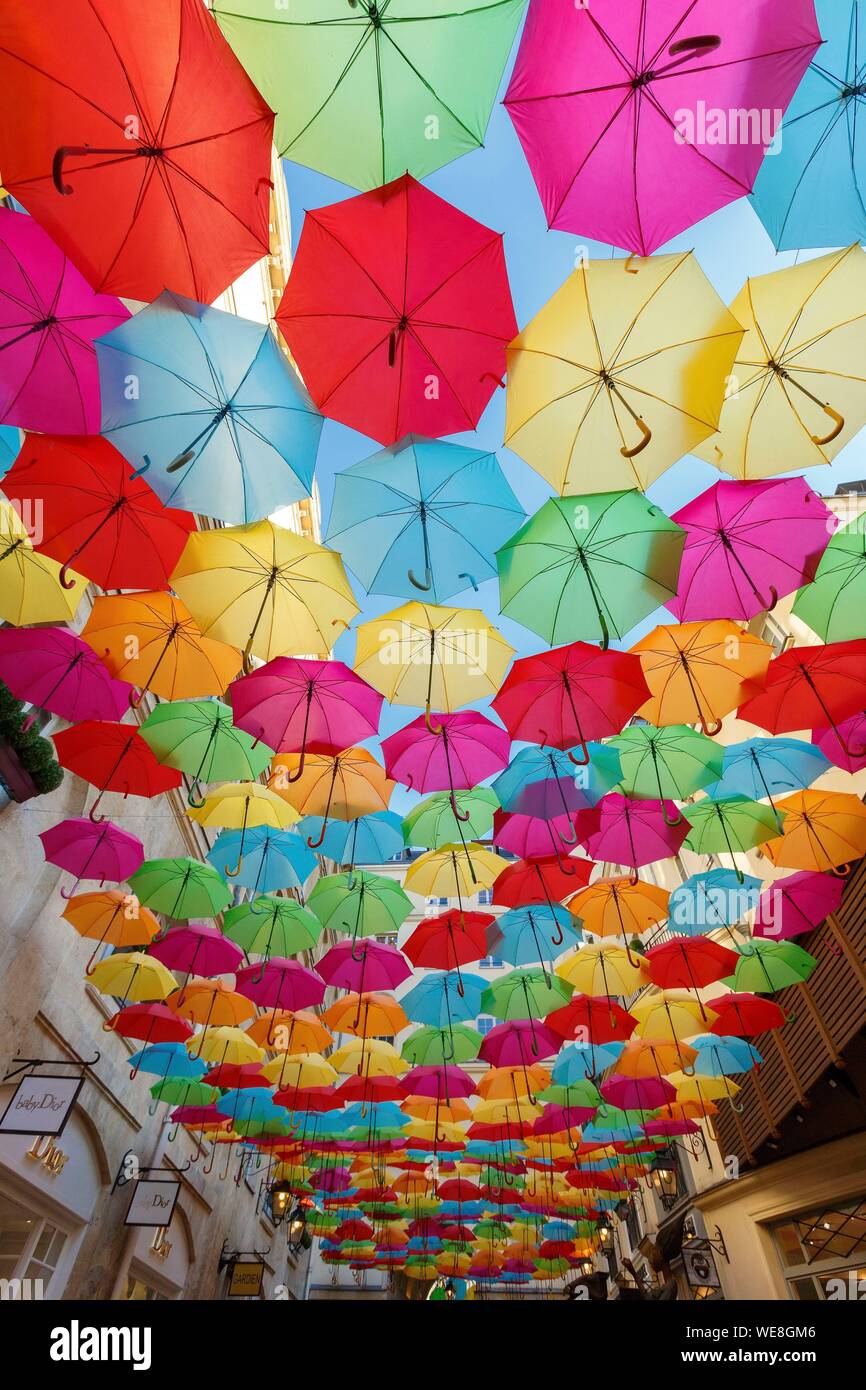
[0,0,274,303]
[230,657,383,767]
[739,640,866,759]
[53,720,182,822]
[403,911,492,975]
[705,992,786,1037]
[645,938,739,993]
[274,1086,342,1114]
[492,642,651,764]
[492,855,595,910]
[545,994,637,1044]
[276,174,517,444]
[600,1075,676,1111]
[336,1076,407,1106]
[205,1063,266,1090]
[5,434,195,591]
[106,1002,192,1077]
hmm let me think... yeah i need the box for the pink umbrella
[402,1065,477,1099]
[493,807,595,867]
[479,1019,562,1065]
[382,711,510,814]
[534,1104,596,1134]
[0,207,128,433]
[229,657,382,774]
[316,940,411,995]
[600,1074,675,1110]
[39,816,144,897]
[580,795,688,882]
[668,478,836,622]
[504,0,820,255]
[813,712,866,774]
[753,869,845,941]
[0,625,130,727]
[235,958,325,1012]
[149,922,243,979]
[643,1118,699,1138]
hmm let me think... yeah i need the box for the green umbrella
[496,490,685,648]
[482,966,572,1021]
[791,517,866,642]
[139,699,274,807]
[541,1080,601,1111]
[128,857,232,920]
[683,796,783,881]
[403,787,498,850]
[609,724,724,823]
[213,0,526,191]
[223,896,321,959]
[149,1077,218,1108]
[733,938,817,994]
[307,870,412,953]
[401,1023,482,1066]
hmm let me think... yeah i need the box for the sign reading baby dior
[0,1073,84,1137]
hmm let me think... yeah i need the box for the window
[760,615,791,656]
[772,1198,866,1300]
[0,1192,67,1296]
[476,1016,496,1035]
[476,889,494,906]
[122,1276,169,1302]
[478,955,502,969]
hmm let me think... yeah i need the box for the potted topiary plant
[0,680,64,803]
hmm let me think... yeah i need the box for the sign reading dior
[0,1074,84,1137]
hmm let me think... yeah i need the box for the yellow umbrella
[189,1025,264,1067]
[631,991,718,1045]
[330,1037,407,1077]
[556,941,647,996]
[759,789,866,874]
[696,244,866,478]
[171,518,358,670]
[353,601,514,729]
[88,951,176,1003]
[403,843,505,900]
[473,1097,544,1124]
[404,1119,467,1144]
[673,1072,741,1105]
[186,780,298,875]
[0,500,86,624]
[262,1052,337,1090]
[506,252,743,494]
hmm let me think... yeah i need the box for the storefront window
[772,1198,866,1299]
[122,1275,169,1301]
[0,1192,67,1293]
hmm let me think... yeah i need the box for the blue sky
[281,19,865,752]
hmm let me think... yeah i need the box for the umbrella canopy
[493,744,620,821]
[581,795,689,878]
[97,291,322,525]
[696,246,866,478]
[732,939,817,993]
[493,856,594,910]
[738,639,866,758]
[404,789,499,850]
[150,923,242,980]
[81,593,240,705]
[3,435,194,591]
[207,827,316,895]
[403,844,505,900]
[0,0,274,302]
[645,938,739,993]
[760,790,866,873]
[667,868,761,937]
[707,737,832,830]
[326,436,524,604]
[62,890,161,960]
[631,620,773,734]
[140,700,273,804]
[187,781,298,875]
[269,748,394,847]
[40,818,143,892]
[53,721,181,821]
[792,516,866,642]
[318,940,412,995]
[230,657,382,763]
[504,0,820,254]
[403,912,492,974]
[275,174,517,444]
[753,870,846,942]
[308,871,413,946]
[223,897,321,959]
[669,477,836,622]
[128,856,232,921]
[0,488,86,626]
[214,0,525,189]
[497,491,685,648]
[402,972,486,1028]
[403,1025,483,1068]
[382,712,510,805]
[567,879,669,940]
[505,252,742,494]
[296,813,404,872]
[557,942,646,999]
[489,906,581,970]
[170,519,359,669]
[706,992,787,1037]
[90,952,177,1004]
[0,207,128,433]
[0,626,129,727]
[683,796,784,869]
[323,994,409,1040]
[609,724,723,807]
[750,0,866,249]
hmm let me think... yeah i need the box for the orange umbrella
[81,591,240,705]
[567,877,670,939]
[269,746,395,848]
[402,1096,473,1124]
[614,1037,697,1079]
[62,888,161,973]
[321,992,409,1038]
[476,1064,551,1101]
[760,789,866,875]
[245,1009,332,1055]
[630,620,773,735]
[168,978,255,1032]
[658,1099,718,1123]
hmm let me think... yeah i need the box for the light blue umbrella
[97,290,323,524]
[750,1,866,249]
[705,737,832,826]
[325,435,524,603]
[491,742,621,834]
[207,826,317,893]
[667,868,761,939]
[296,811,404,871]
[490,904,581,970]
[551,1040,625,1084]
[690,1035,763,1075]
[401,970,485,1028]
[0,425,20,480]
[128,1042,206,1081]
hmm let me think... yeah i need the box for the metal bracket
[112,1149,191,1193]
[218,1237,271,1273]
[3,1051,100,1083]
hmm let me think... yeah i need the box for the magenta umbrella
[0,625,130,727]
[402,1065,477,1100]
[229,657,382,773]
[316,940,411,995]
[668,478,836,622]
[235,958,324,1012]
[492,808,593,869]
[753,869,845,942]
[149,922,243,980]
[534,1103,596,1135]
[0,207,128,433]
[39,817,144,897]
[813,713,866,774]
[601,1074,675,1111]
[504,0,820,255]
[479,1019,562,1066]
[580,795,688,883]
[382,711,510,815]
[643,1118,699,1138]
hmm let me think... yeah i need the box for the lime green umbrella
[791,517,866,642]
[213,0,526,191]
[140,699,273,806]
[128,857,232,920]
[541,1080,601,1110]
[150,1077,218,1108]
[473,1218,509,1241]
[482,966,572,1021]
[307,870,412,951]
[401,1023,482,1066]
[732,939,817,994]
[403,787,498,850]
[683,796,782,880]
[496,490,685,648]
[609,724,724,821]
[222,896,322,959]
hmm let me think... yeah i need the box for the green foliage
[0,679,64,797]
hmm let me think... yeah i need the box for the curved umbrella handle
[620,416,652,459]
[88,791,107,824]
[306,824,327,850]
[224,857,243,878]
[661,803,684,828]
[187,783,207,810]
[728,1094,745,1116]
[698,715,724,737]
[811,404,844,446]
[623,255,640,274]
[52,144,127,195]
[408,565,433,592]
[567,737,591,767]
[129,455,152,480]
[166,448,195,475]
[449,791,471,823]
[550,918,564,947]
[241,637,255,676]
[58,562,78,591]
[425,705,444,736]
[457,573,479,592]
[831,862,852,878]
